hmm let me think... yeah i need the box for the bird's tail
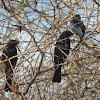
[52,65,61,83]
[4,76,12,92]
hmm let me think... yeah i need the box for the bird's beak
[17,40,19,44]
[16,40,19,44]
[15,39,19,45]
[15,39,19,42]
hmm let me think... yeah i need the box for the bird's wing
[80,22,85,34]
[72,26,83,36]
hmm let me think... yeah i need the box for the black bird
[70,15,85,41]
[1,40,19,92]
[52,31,73,83]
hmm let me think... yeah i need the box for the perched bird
[1,40,19,92]
[52,31,73,83]
[70,15,85,41]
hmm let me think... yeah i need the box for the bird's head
[7,39,19,47]
[60,31,73,38]
[73,15,81,20]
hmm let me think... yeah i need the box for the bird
[70,15,85,42]
[1,40,19,92]
[52,31,73,83]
